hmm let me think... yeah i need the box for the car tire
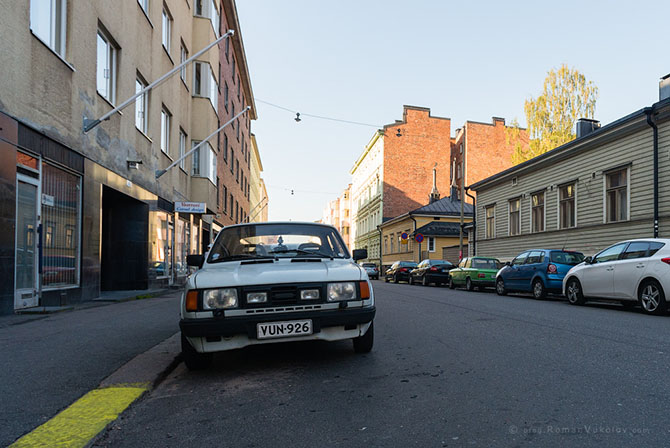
[532,279,547,300]
[638,279,667,316]
[448,277,455,289]
[466,277,474,292]
[181,333,213,371]
[422,276,429,287]
[393,275,399,284]
[384,276,389,283]
[566,278,585,305]
[353,321,374,353]
[496,278,507,296]
[408,276,414,285]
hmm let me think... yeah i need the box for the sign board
[415,233,424,243]
[401,232,408,240]
[41,194,55,207]
[175,201,206,213]
[400,239,408,245]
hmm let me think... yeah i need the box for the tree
[511,64,598,164]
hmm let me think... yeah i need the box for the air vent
[291,258,322,263]
[512,177,518,186]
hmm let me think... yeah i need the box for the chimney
[429,163,440,204]
[660,74,670,101]
[576,118,601,139]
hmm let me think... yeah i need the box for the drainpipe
[377,225,383,268]
[465,186,476,255]
[645,108,659,238]
[410,215,418,263]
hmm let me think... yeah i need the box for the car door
[505,252,529,290]
[580,243,627,298]
[613,242,650,299]
[452,258,466,285]
[520,251,544,291]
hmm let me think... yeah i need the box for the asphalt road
[95,282,670,447]
[0,293,181,447]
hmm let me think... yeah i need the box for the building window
[237,76,241,99]
[223,185,228,213]
[225,36,230,61]
[135,75,148,133]
[606,168,628,222]
[42,163,81,287]
[531,191,545,232]
[231,103,235,126]
[193,61,218,110]
[390,234,395,253]
[485,205,495,239]
[179,129,187,171]
[559,183,576,229]
[216,176,220,207]
[137,0,149,13]
[30,0,67,57]
[235,159,239,183]
[232,57,236,82]
[180,42,188,83]
[96,28,117,103]
[428,237,435,252]
[509,198,520,236]
[160,107,171,156]
[223,133,228,162]
[162,6,172,53]
[149,211,171,279]
[194,0,219,35]
[230,150,234,173]
[191,141,217,184]
[224,82,229,110]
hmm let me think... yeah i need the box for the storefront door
[15,174,40,309]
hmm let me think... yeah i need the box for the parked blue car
[495,249,584,299]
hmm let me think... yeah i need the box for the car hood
[192,258,365,289]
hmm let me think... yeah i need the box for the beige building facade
[248,134,268,222]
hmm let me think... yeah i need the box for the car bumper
[181,306,376,352]
[426,273,451,282]
[546,277,565,293]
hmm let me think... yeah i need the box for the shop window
[149,211,171,279]
[175,217,190,277]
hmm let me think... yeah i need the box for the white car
[563,239,670,315]
[179,222,376,370]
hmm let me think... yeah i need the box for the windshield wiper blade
[269,248,335,259]
[210,254,276,263]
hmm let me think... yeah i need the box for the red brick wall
[382,106,452,219]
[216,7,252,226]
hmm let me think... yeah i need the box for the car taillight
[399,268,407,272]
[478,273,485,278]
[429,267,438,272]
[662,258,670,266]
[547,264,558,274]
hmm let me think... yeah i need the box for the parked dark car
[361,262,380,280]
[496,249,584,299]
[385,261,418,283]
[409,259,454,286]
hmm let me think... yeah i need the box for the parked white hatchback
[180,222,376,370]
[563,239,670,315]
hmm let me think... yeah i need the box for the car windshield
[471,259,500,269]
[400,262,417,268]
[550,251,585,265]
[362,263,376,268]
[430,260,451,266]
[207,223,349,262]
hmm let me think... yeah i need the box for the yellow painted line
[11,384,148,448]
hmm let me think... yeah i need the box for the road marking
[10,383,148,448]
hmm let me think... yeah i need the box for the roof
[412,196,474,216]
[412,221,462,237]
[470,97,670,191]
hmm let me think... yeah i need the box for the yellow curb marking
[11,385,147,448]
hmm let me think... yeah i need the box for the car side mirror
[584,256,593,265]
[505,261,511,267]
[352,249,367,261]
[187,254,204,268]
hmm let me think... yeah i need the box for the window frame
[508,197,520,236]
[96,28,118,104]
[30,0,68,58]
[178,128,187,171]
[485,204,495,239]
[530,190,546,233]
[604,166,630,223]
[160,106,172,157]
[135,74,148,133]
[558,182,577,229]
[427,237,435,252]
[180,42,189,85]
[162,5,172,53]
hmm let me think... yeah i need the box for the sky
[236,0,669,222]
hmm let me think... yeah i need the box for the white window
[162,6,172,53]
[193,62,218,110]
[160,107,171,156]
[531,191,545,232]
[191,141,217,184]
[194,0,220,36]
[96,29,117,103]
[605,168,628,222]
[30,0,67,57]
[135,75,148,133]
[137,0,149,13]
[179,129,187,170]
[428,237,435,252]
[509,198,520,236]
[485,205,495,239]
[180,43,188,82]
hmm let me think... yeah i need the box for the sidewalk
[0,291,182,447]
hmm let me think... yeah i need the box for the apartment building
[248,134,268,222]
[321,185,352,249]
[0,0,255,315]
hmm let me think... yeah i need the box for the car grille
[241,283,325,308]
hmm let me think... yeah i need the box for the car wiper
[269,248,335,259]
[209,254,276,263]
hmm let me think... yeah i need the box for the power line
[255,98,384,129]
[266,184,340,196]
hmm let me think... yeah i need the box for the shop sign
[175,202,206,213]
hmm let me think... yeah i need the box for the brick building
[451,118,529,202]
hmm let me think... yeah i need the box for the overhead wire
[255,98,384,129]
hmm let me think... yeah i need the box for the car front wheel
[496,278,507,296]
[422,275,429,286]
[448,277,455,289]
[639,280,666,316]
[181,333,213,370]
[353,322,374,353]
[566,278,585,305]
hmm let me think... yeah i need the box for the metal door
[15,175,40,309]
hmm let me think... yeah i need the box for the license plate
[257,320,313,340]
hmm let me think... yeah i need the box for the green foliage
[513,64,598,164]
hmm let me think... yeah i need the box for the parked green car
[448,257,502,291]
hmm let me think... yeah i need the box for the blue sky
[236,0,669,222]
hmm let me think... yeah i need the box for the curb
[92,289,174,303]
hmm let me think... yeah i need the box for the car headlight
[327,282,356,301]
[246,292,267,304]
[203,288,238,309]
[300,289,320,300]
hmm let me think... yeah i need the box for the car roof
[617,238,670,244]
[221,221,339,231]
